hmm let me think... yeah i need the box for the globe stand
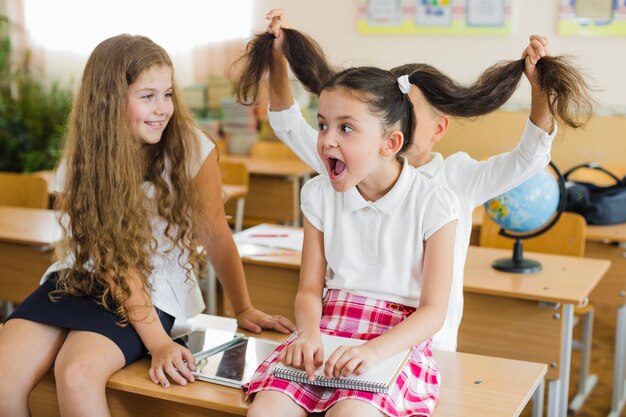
[489,162,567,274]
[492,237,542,273]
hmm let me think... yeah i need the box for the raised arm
[265,9,326,174]
[524,35,553,134]
[445,35,560,206]
[267,9,294,111]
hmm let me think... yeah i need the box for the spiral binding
[274,366,387,394]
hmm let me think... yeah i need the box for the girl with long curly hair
[0,34,294,417]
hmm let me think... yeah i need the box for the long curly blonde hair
[53,34,207,324]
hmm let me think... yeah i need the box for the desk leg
[568,307,598,414]
[290,176,300,227]
[291,174,311,227]
[558,304,574,417]
[608,304,626,417]
[235,198,245,233]
[204,265,217,316]
[531,378,545,417]
[547,380,561,417]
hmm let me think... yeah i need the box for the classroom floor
[520,304,624,417]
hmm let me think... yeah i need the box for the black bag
[564,163,626,225]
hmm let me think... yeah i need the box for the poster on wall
[358,0,511,35]
[558,0,626,36]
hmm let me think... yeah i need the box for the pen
[249,233,289,238]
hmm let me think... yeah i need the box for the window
[24,0,252,54]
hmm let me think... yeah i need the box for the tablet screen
[193,337,279,388]
[173,329,243,357]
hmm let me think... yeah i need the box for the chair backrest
[479,210,587,257]
[215,139,227,156]
[250,141,299,160]
[0,172,49,209]
[219,161,249,187]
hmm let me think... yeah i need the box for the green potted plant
[0,16,72,173]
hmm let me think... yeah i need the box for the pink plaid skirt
[245,289,440,416]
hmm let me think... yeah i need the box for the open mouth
[327,157,346,179]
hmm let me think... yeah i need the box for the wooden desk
[25,324,547,417]
[461,246,608,417]
[231,233,609,417]
[222,185,248,204]
[221,155,315,226]
[0,206,59,303]
[473,205,626,417]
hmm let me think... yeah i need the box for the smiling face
[316,88,394,194]
[128,65,174,145]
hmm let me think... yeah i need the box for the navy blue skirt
[5,271,175,366]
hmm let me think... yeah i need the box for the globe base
[492,258,542,274]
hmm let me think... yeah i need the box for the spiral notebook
[273,333,411,394]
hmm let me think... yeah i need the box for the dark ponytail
[232,29,334,104]
[393,57,593,129]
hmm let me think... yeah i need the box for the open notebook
[273,333,411,394]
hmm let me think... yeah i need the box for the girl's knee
[54,358,105,394]
[247,391,306,417]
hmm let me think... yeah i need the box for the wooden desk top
[222,155,315,177]
[586,222,626,244]
[0,205,60,247]
[464,246,610,305]
[104,330,545,417]
[222,185,248,203]
[237,243,301,269]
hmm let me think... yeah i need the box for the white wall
[252,0,626,115]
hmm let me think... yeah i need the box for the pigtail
[282,29,334,95]
[405,57,593,129]
[534,56,593,128]
[232,29,335,104]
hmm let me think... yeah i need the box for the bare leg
[0,319,68,417]
[54,330,125,417]
[247,390,308,417]
[326,399,386,417]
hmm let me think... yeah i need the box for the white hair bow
[397,74,411,94]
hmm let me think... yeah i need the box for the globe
[483,163,566,273]
[484,170,560,233]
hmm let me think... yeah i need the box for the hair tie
[397,75,411,94]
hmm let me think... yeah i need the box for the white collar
[416,152,444,178]
[344,157,414,215]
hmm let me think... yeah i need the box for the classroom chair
[218,160,249,233]
[250,140,300,160]
[480,210,594,414]
[0,172,50,317]
[0,172,49,209]
[214,138,227,156]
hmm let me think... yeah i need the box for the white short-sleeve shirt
[301,158,459,307]
[43,129,215,320]
[270,101,555,350]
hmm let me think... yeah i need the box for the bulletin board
[357,0,512,35]
[558,0,626,36]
